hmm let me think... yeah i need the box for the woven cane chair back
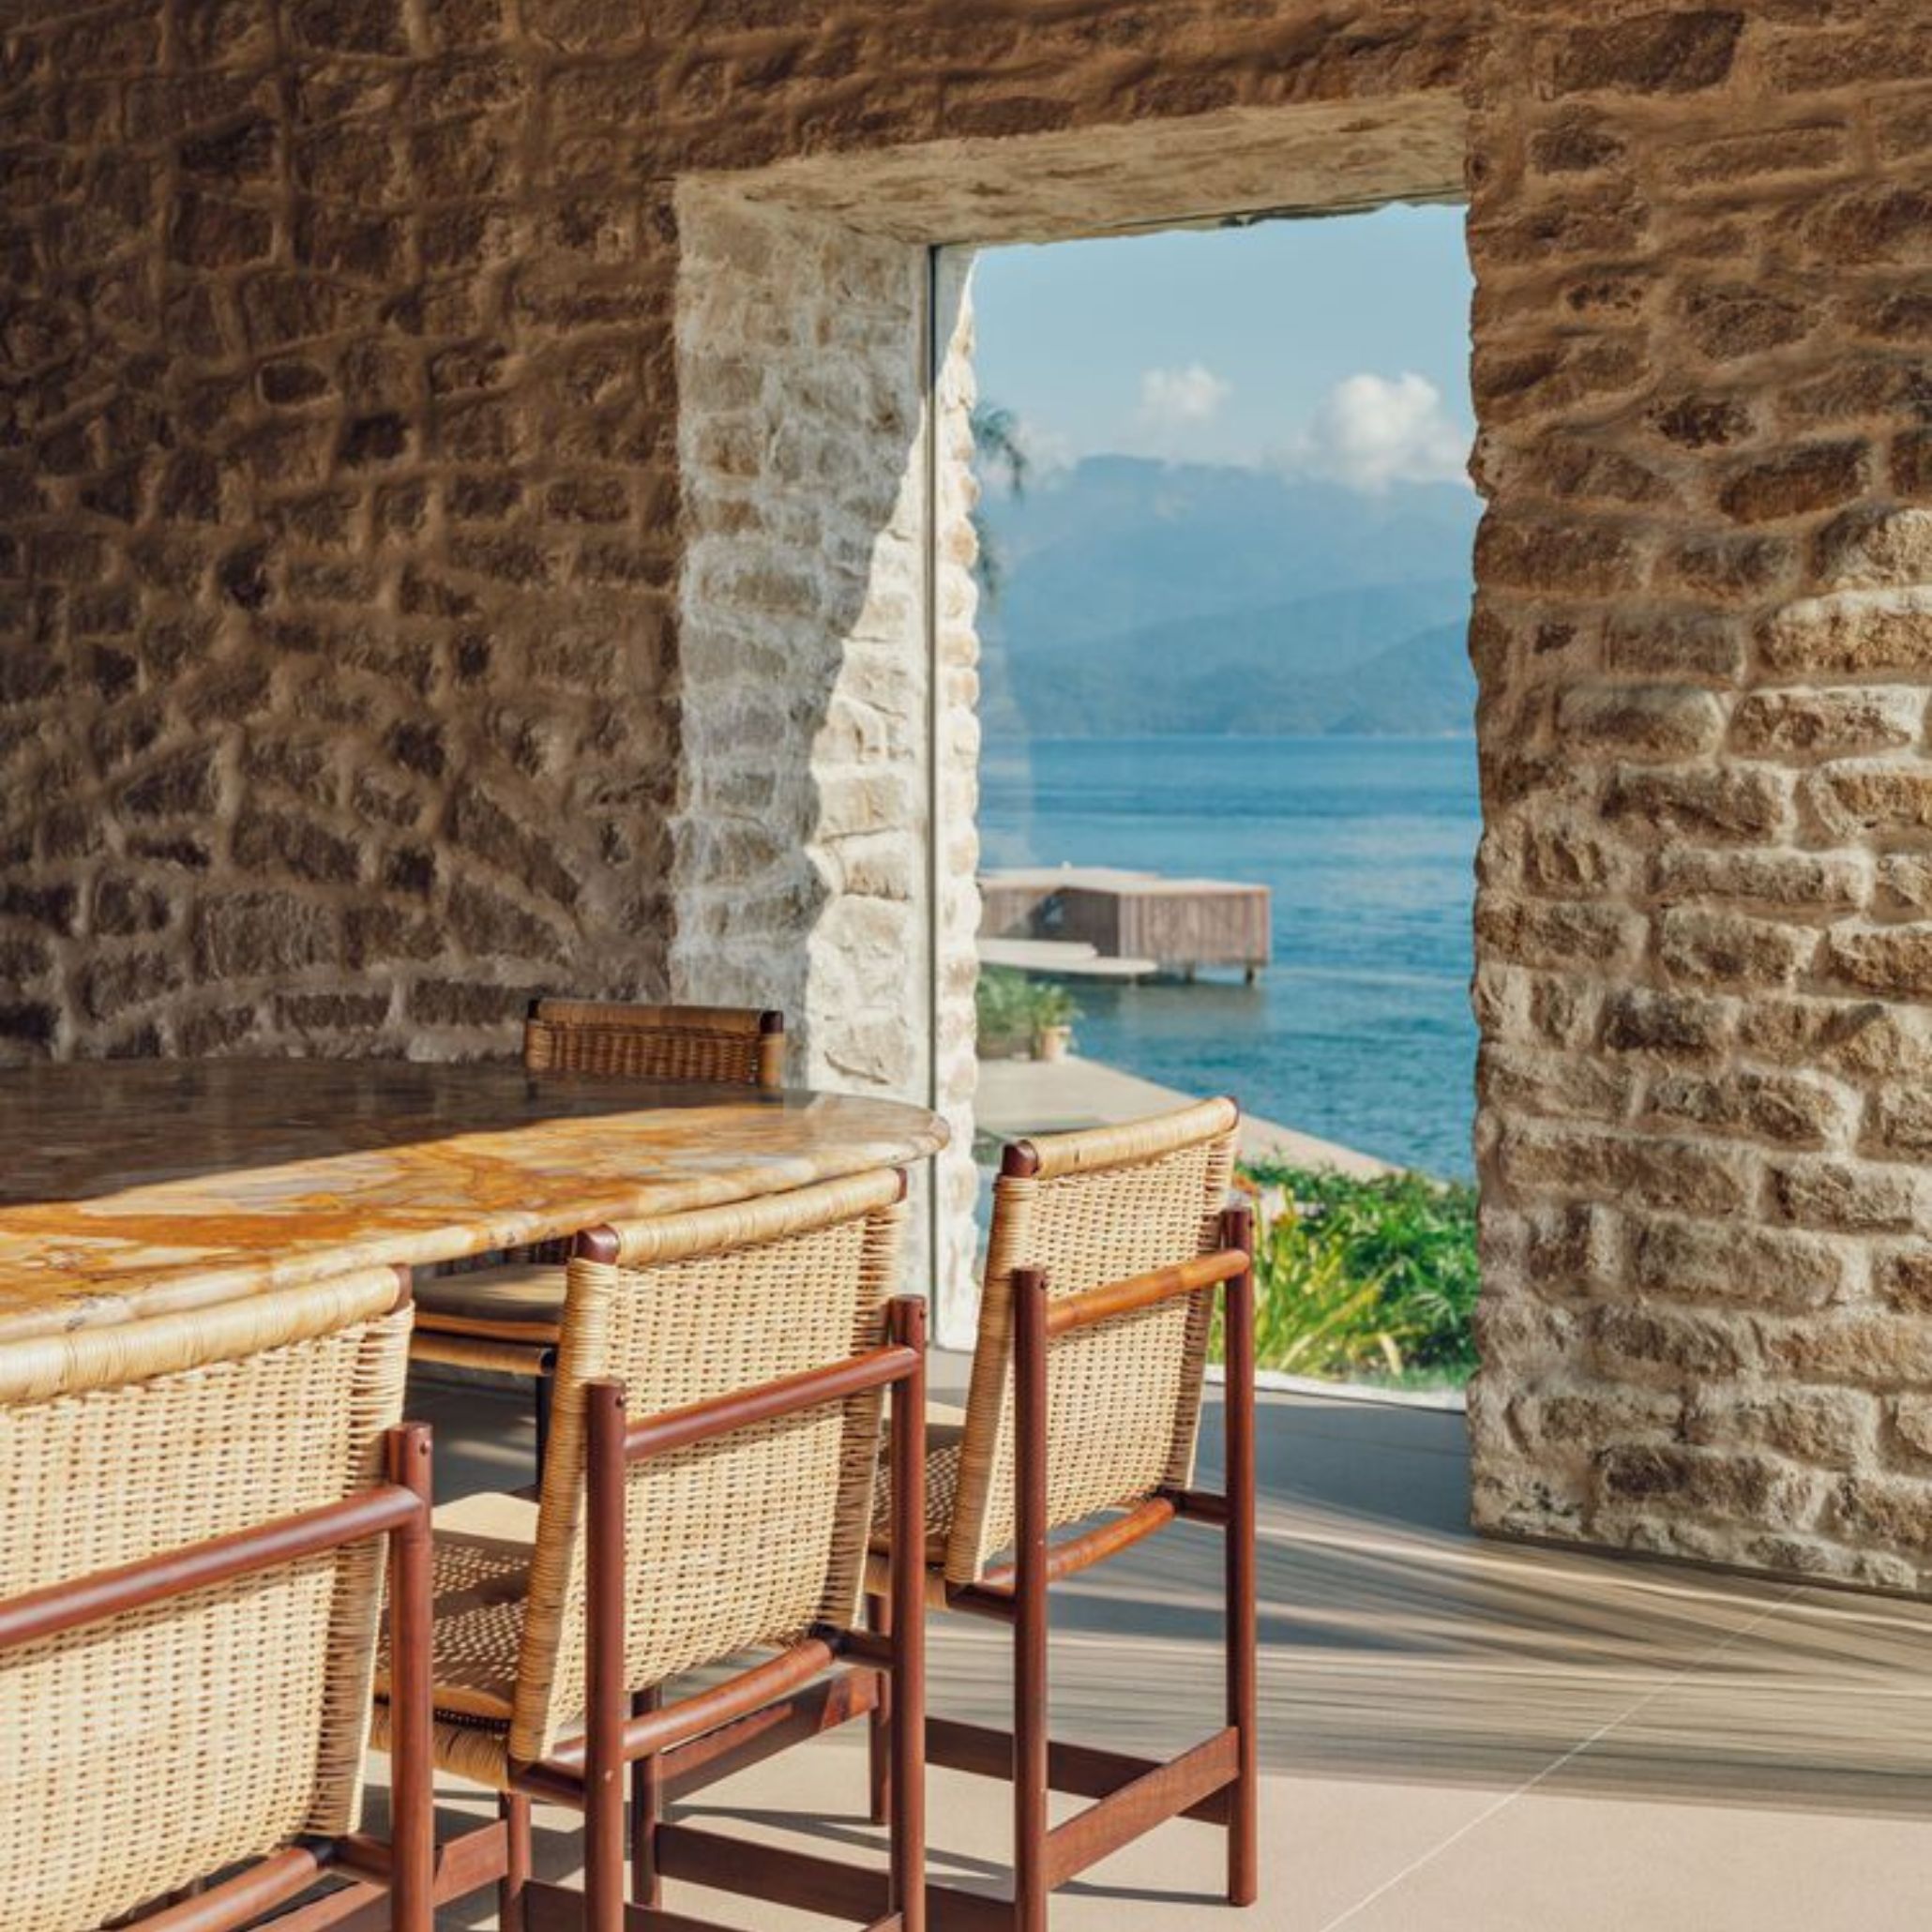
[524,999,784,1089]
[944,1097,1239,1587]
[509,1170,905,1764]
[0,1275,412,1932]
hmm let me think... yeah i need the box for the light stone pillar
[672,183,984,1339]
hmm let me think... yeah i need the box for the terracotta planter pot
[1033,1024,1073,1063]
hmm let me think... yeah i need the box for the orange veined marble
[0,1060,948,1341]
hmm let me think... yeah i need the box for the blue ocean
[978,736,1481,1179]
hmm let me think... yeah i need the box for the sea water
[978,735,1481,1179]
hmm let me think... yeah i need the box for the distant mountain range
[978,456,1479,740]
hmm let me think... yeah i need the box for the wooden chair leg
[631,1685,663,1908]
[866,1590,892,1826]
[887,1297,928,1932]
[534,1368,554,1480]
[499,1792,532,1932]
[385,1424,436,1932]
[1013,1269,1050,1932]
[584,1381,629,1932]
[1223,1203,1260,1907]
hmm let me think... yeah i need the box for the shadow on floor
[413,1369,1932,1838]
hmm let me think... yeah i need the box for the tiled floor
[375,1365,1932,1930]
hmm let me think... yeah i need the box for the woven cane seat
[414,1263,565,1344]
[376,1492,536,1725]
[868,1407,966,1556]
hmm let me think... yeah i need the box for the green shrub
[974,967,1034,1057]
[1216,1164,1480,1387]
[974,969,1081,1057]
[1029,980,1078,1031]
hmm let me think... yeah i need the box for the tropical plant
[970,401,1029,607]
[1215,1165,1481,1385]
[1028,980,1078,1032]
[974,968,1080,1058]
[974,966,1034,1058]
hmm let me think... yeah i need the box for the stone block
[122,748,221,822]
[1718,443,1868,525]
[1862,1087,1932,1161]
[1826,925,1932,999]
[1556,682,1724,759]
[1759,590,1932,677]
[1597,1443,1820,1528]
[1767,1313,1932,1387]
[274,989,393,1032]
[1797,187,1932,270]
[1653,847,1865,911]
[1549,12,1743,95]
[409,979,534,1026]
[1475,894,1642,973]
[1874,855,1932,918]
[1477,515,1641,598]
[1730,687,1920,760]
[1771,1156,1924,1234]
[1812,506,1932,593]
[1834,1472,1932,1556]
[1633,1214,1850,1311]
[1682,283,1816,363]
[1645,394,1755,451]
[1656,906,1816,991]
[1659,532,1795,603]
[1645,1067,1848,1149]
[1727,1388,1877,1473]
[290,0,411,55]
[1478,1042,1636,1123]
[1502,1121,1753,1216]
[1591,1304,1752,1381]
[232,805,362,885]
[192,891,340,979]
[1601,988,1732,1061]
[1603,764,1789,841]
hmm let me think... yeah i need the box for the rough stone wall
[0,0,686,1062]
[672,189,981,1329]
[0,0,1473,1067]
[672,184,929,1096]
[1466,1,1932,1590]
[10,0,1932,1583]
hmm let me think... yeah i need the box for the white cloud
[1011,415,1075,481]
[1136,363,1232,435]
[1281,371,1472,493]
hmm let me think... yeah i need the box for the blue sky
[966,203,1475,488]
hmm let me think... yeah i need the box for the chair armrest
[1043,1246,1250,1339]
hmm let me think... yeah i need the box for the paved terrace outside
[367,1368,1932,1932]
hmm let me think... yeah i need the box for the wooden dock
[979,866,1271,979]
[977,937,1158,981]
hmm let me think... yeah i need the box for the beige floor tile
[380,1367,1914,1931]
[1325,1783,1932,1932]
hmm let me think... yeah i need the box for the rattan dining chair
[523,996,788,1087]
[0,1268,435,1932]
[371,1168,929,1932]
[410,998,789,1463]
[862,1095,1257,1930]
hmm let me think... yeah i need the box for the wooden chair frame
[0,1415,436,1932]
[403,1291,930,1932]
[864,1194,1258,1931]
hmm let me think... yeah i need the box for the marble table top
[0,1059,948,1341]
